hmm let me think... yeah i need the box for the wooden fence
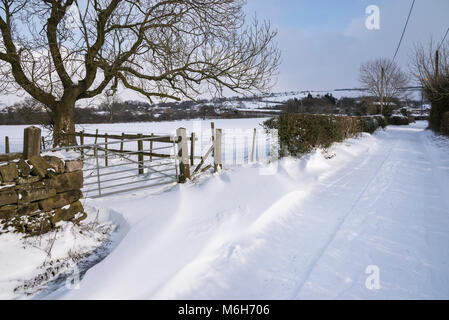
[2,122,276,196]
[62,124,225,184]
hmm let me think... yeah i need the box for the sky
[244,0,449,92]
[1,0,449,106]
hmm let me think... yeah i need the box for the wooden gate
[44,132,180,198]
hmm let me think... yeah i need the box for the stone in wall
[65,160,83,173]
[43,156,65,174]
[17,183,57,204]
[0,154,86,236]
[51,201,85,224]
[17,176,41,185]
[0,188,18,206]
[38,190,83,212]
[17,159,31,177]
[0,163,19,182]
[0,205,17,221]
[28,155,51,178]
[17,202,39,216]
[47,171,83,193]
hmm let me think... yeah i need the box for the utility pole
[380,67,385,115]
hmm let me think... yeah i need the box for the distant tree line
[279,93,420,117]
[0,99,267,126]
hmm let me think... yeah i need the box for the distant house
[372,101,397,106]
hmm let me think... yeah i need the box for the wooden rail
[61,131,177,172]
[62,131,178,143]
[0,153,22,162]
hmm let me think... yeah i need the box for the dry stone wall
[0,155,85,235]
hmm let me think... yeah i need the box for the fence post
[94,129,99,157]
[120,133,124,152]
[176,128,190,183]
[251,128,256,162]
[149,133,154,162]
[23,126,41,160]
[105,133,108,167]
[5,136,9,154]
[211,122,215,156]
[80,130,85,159]
[190,132,195,166]
[214,128,222,172]
[94,129,99,144]
[138,133,144,175]
[41,137,45,151]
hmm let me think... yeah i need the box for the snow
[234,108,281,113]
[220,92,311,110]
[76,118,270,136]
[0,118,270,153]
[36,120,449,300]
[391,114,408,119]
[0,206,124,299]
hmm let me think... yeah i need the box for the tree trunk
[52,99,77,147]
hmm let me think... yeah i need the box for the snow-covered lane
[296,124,449,299]
[49,121,449,299]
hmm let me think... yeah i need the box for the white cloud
[255,0,449,92]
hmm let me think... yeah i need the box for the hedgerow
[441,112,449,136]
[388,115,410,126]
[264,113,384,157]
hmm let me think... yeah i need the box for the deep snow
[38,121,449,300]
[0,206,125,299]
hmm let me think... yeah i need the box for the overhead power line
[392,0,416,61]
[437,27,449,51]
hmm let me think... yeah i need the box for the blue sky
[2,0,449,104]
[244,0,449,93]
[246,0,374,32]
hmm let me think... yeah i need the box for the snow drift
[38,121,449,300]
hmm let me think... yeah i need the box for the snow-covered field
[7,120,442,300]
[0,118,271,154]
[222,90,363,111]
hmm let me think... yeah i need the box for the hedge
[441,112,449,136]
[263,113,384,157]
[388,115,410,126]
[426,78,449,134]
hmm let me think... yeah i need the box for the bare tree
[412,40,449,132]
[0,0,280,146]
[102,87,120,122]
[412,40,449,99]
[359,58,408,115]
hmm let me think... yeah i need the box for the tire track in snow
[292,138,399,298]
[314,136,381,192]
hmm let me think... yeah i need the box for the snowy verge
[0,205,128,300]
